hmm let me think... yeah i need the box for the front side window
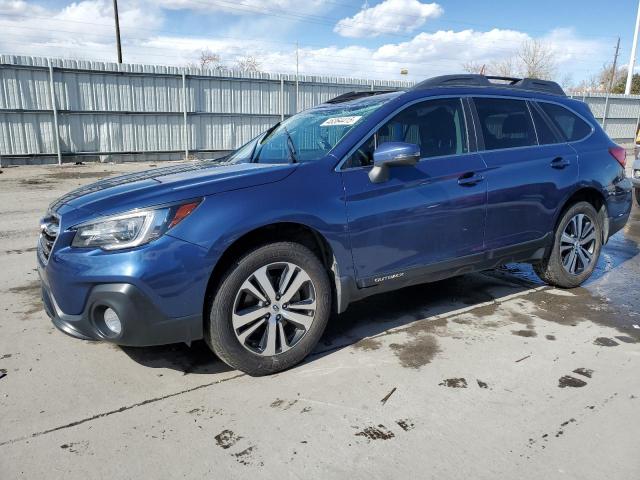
[538,102,592,142]
[225,94,397,165]
[345,97,468,168]
[474,97,537,150]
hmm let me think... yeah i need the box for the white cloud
[154,0,326,15]
[334,0,443,38]
[0,1,608,83]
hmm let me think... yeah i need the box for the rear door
[471,96,578,251]
[341,97,488,286]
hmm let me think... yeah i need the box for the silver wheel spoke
[578,246,592,265]
[575,214,584,238]
[564,248,576,269]
[281,269,311,304]
[560,244,573,253]
[581,222,594,240]
[278,264,296,296]
[580,231,596,246]
[288,299,316,311]
[262,319,278,356]
[239,279,267,303]
[237,318,266,343]
[277,321,291,353]
[253,266,277,302]
[561,232,575,245]
[232,305,269,330]
[282,310,314,330]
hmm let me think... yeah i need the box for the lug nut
[283,303,288,309]
[276,314,281,320]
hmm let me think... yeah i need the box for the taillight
[609,145,626,167]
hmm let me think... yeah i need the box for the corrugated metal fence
[0,55,411,165]
[1,55,640,166]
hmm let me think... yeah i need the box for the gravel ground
[0,162,638,480]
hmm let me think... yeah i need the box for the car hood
[50,161,296,222]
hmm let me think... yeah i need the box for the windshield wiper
[283,126,298,164]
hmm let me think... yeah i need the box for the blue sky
[1,0,638,85]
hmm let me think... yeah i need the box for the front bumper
[37,228,211,347]
[40,278,203,346]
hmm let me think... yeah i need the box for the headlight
[71,200,201,250]
[634,169,640,179]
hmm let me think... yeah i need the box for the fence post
[182,71,189,160]
[602,96,609,130]
[280,78,284,121]
[47,59,62,166]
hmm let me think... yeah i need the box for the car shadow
[120,270,538,374]
[121,340,233,375]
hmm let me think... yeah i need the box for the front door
[340,97,488,287]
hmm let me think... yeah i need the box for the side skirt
[350,234,552,301]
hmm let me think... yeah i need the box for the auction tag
[320,116,362,127]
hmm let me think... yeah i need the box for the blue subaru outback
[38,75,633,375]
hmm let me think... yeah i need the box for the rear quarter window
[538,102,592,142]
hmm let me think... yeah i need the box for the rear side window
[529,103,560,145]
[474,98,537,150]
[538,102,592,142]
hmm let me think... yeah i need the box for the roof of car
[324,74,566,106]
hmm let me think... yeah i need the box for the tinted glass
[530,103,560,145]
[474,98,537,150]
[345,97,468,168]
[538,102,592,142]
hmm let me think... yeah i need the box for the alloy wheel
[232,262,317,356]
[560,213,597,275]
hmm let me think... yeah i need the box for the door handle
[550,157,571,169]
[457,172,485,186]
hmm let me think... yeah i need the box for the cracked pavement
[1,163,639,479]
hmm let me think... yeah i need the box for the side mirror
[368,142,420,183]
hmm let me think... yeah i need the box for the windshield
[225,94,396,164]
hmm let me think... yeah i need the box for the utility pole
[295,42,299,113]
[113,0,123,63]
[608,37,621,93]
[626,0,640,94]
[603,37,621,129]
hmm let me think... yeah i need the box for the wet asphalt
[0,163,638,479]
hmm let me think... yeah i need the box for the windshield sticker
[320,116,362,127]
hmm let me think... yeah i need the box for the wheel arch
[554,186,609,242]
[202,221,344,327]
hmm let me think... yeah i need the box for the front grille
[39,214,60,263]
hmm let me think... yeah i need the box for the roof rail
[325,90,395,104]
[411,74,566,97]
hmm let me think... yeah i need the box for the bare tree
[235,55,261,73]
[460,39,557,80]
[518,39,556,79]
[488,56,518,78]
[186,49,224,70]
[597,63,627,92]
[462,61,485,74]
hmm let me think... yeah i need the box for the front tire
[635,188,640,207]
[534,201,602,288]
[205,242,331,376]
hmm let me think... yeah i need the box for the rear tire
[205,242,331,376]
[534,201,602,288]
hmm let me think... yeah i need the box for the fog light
[103,308,122,335]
